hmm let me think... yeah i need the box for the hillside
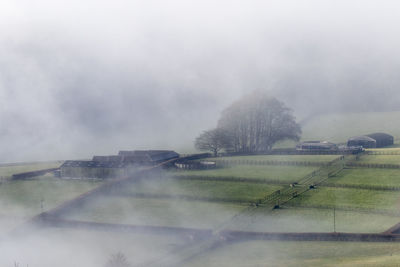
[300,111,400,144]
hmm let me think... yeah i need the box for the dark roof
[348,136,376,142]
[366,133,394,140]
[61,160,126,168]
[118,150,179,162]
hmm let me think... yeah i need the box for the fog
[1,1,400,161]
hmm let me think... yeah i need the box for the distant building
[60,150,179,179]
[347,136,377,148]
[296,141,338,151]
[365,133,394,148]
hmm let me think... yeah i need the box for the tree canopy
[194,91,301,155]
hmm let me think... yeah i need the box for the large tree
[217,91,301,153]
[194,128,231,156]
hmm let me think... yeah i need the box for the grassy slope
[230,207,400,233]
[63,196,245,229]
[187,240,400,267]
[0,176,103,217]
[169,165,317,182]
[123,178,282,202]
[208,155,339,162]
[0,161,62,179]
[325,168,400,187]
[300,111,400,143]
[358,155,400,164]
[288,187,400,211]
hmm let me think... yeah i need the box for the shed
[347,136,377,148]
[296,141,337,151]
[366,133,394,148]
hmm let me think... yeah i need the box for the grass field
[62,196,246,229]
[357,155,400,165]
[122,178,282,203]
[287,187,400,212]
[0,176,102,217]
[208,155,340,163]
[229,207,400,233]
[187,240,400,267]
[0,161,62,179]
[168,165,317,183]
[324,168,400,188]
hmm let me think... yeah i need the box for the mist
[2,0,400,161]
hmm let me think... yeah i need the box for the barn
[347,136,377,148]
[366,133,394,148]
[60,150,180,179]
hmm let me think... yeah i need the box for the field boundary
[347,162,400,169]
[284,203,400,217]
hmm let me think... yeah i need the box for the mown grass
[62,196,246,229]
[0,161,62,179]
[168,165,317,182]
[207,155,339,163]
[187,240,400,267]
[230,207,400,233]
[122,178,282,203]
[324,168,400,188]
[288,187,400,212]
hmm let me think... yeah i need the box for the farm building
[366,133,394,148]
[60,150,179,179]
[296,141,337,151]
[347,136,377,148]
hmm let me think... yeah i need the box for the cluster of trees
[195,91,301,156]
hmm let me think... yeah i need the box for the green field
[122,178,282,203]
[187,240,400,267]
[0,176,102,217]
[324,168,400,188]
[0,161,62,179]
[229,207,400,233]
[62,196,245,229]
[208,155,340,163]
[168,165,317,183]
[357,155,400,165]
[288,187,400,212]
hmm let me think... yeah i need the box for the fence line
[347,162,400,169]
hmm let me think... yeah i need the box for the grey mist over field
[1,0,400,162]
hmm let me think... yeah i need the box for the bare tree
[217,91,301,153]
[194,128,231,156]
[104,252,132,267]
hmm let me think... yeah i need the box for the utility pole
[333,208,336,232]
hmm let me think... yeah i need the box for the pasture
[120,178,283,203]
[187,240,400,267]
[169,165,317,183]
[62,196,246,229]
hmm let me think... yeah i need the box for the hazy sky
[1,0,400,161]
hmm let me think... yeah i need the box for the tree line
[195,91,301,156]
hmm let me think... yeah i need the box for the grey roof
[61,160,126,168]
[366,133,394,140]
[348,136,376,142]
